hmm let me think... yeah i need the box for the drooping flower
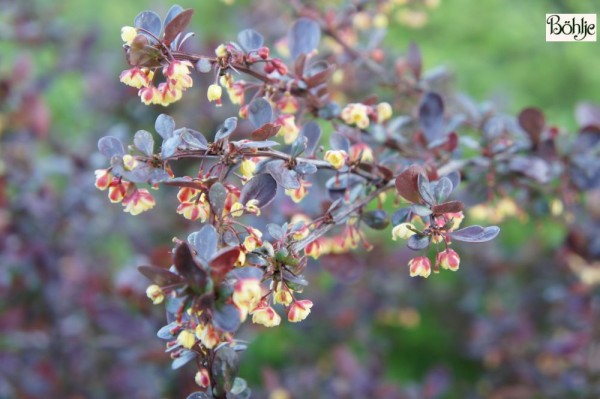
[120,26,137,45]
[177,329,196,349]
[437,248,460,271]
[94,169,113,190]
[122,188,156,215]
[233,278,262,321]
[119,67,154,89]
[195,368,211,388]
[251,302,281,327]
[392,222,416,240]
[349,143,374,163]
[287,299,313,322]
[146,284,164,304]
[272,282,293,306]
[108,180,130,203]
[207,84,223,105]
[285,179,311,203]
[163,60,193,90]
[276,114,300,144]
[277,93,299,114]
[305,240,321,259]
[408,256,431,278]
[376,102,393,122]
[239,159,256,179]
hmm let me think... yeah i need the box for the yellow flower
[272,282,293,306]
[373,14,389,29]
[251,304,281,327]
[122,188,155,215]
[376,102,393,122]
[122,154,138,171]
[324,150,347,170]
[392,223,416,240]
[207,84,223,103]
[408,256,431,278]
[215,44,228,57]
[245,199,261,215]
[232,278,262,320]
[239,159,256,179]
[145,284,164,304]
[121,26,137,45]
[176,201,210,222]
[341,103,370,129]
[349,143,374,163]
[243,235,261,252]
[177,329,196,349]
[305,240,321,259]
[119,68,153,89]
[287,299,313,322]
[285,180,310,203]
[277,115,299,144]
[230,202,244,217]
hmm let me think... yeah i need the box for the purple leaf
[133,130,154,156]
[134,10,162,38]
[450,225,500,243]
[237,29,264,52]
[248,98,272,129]
[163,9,194,46]
[239,174,278,207]
[419,92,445,143]
[395,165,423,204]
[138,265,183,286]
[288,18,321,59]
[98,136,125,158]
[518,107,545,147]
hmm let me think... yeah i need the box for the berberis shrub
[91,3,600,398]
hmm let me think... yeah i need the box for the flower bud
[376,102,393,122]
[207,84,223,104]
[94,169,112,191]
[305,240,321,259]
[258,46,270,59]
[408,256,431,278]
[392,223,416,240]
[437,248,460,271]
[146,284,164,304]
[122,154,138,171]
[195,368,211,388]
[288,299,313,323]
[341,103,370,129]
[120,26,137,45]
[215,44,228,57]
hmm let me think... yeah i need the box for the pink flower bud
[258,46,270,59]
[408,256,431,278]
[437,249,460,271]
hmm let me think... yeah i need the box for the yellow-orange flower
[121,26,137,45]
[119,68,154,89]
[285,180,311,203]
[251,302,281,327]
[287,299,313,322]
[239,159,256,179]
[276,115,299,144]
[177,329,196,349]
[207,84,223,104]
[377,102,393,122]
[122,188,156,215]
[145,284,164,304]
[408,256,431,278]
[233,278,262,321]
[437,249,460,271]
[272,282,293,306]
[341,103,370,129]
[324,150,347,170]
[392,223,416,240]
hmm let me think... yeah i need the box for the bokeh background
[1,0,600,398]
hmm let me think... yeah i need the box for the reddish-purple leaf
[251,123,280,141]
[210,247,241,283]
[518,107,545,147]
[138,265,184,286]
[173,242,200,279]
[395,165,424,204]
[432,201,464,214]
[163,9,194,46]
